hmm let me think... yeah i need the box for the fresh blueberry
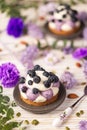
[54,76,59,82]
[34,65,40,70]
[65,4,70,10]
[72,9,78,15]
[51,19,55,22]
[32,88,39,94]
[43,80,51,88]
[22,86,28,93]
[49,11,54,15]
[28,80,33,85]
[58,19,62,22]
[19,77,25,84]
[48,76,55,82]
[27,70,36,77]
[43,71,49,77]
[72,17,78,22]
[63,14,66,18]
[49,72,55,76]
[49,75,59,83]
[33,76,41,83]
[40,67,45,71]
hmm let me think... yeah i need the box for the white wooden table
[0,3,87,130]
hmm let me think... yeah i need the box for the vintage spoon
[52,85,87,127]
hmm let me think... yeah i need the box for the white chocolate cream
[34,95,46,102]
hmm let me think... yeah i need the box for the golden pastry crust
[21,94,58,106]
[48,24,80,36]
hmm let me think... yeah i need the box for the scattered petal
[79,120,87,130]
[72,48,87,59]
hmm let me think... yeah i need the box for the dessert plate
[44,22,84,40]
[13,83,66,114]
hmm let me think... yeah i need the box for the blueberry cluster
[27,65,59,88]
[49,4,78,23]
[21,65,59,95]
[27,65,42,85]
[43,72,59,88]
[19,77,25,84]
[21,86,39,94]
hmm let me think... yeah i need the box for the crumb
[31,119,39,125]
[76,62,82,68]
[66,67,70,70]
[80,82,86,85]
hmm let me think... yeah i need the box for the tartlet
[47,4,81,36]
[19,65,60,106]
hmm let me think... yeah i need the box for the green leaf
[0,104,9,114]
[0,117,9,125]
[63,40,67,47]
[52,40,58,49]
[6,108,14,119]
[0,94,3,102]
[2,96,10,104]
[0,86,3,93]
[37,41,48,50]
[2,122,19,130]
[70,0,76,5]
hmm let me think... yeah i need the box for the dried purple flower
[21,45,39,69]
[77,11,87,24]
[38,2,56,17]
[7,17,24,37]
[27,23,44,39]
[63,46,74,54]
[0,63,20,87]
[72,48,87,59]
[60,71,77,89]
[79,120,87,130]
[83,27,87,40]
[46,2,57,12]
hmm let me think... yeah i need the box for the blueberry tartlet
[47,4,81,36]
[19,65,60,106]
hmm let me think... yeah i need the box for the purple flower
[60,71,77,89]
[63,46,74,54]
[0,63,20,87]
[7,17,24,37]
[77,11,87,23]
[46,2,57,12]
[83,27,87,40]
[83,60,87,79]
[72,48,87,59]
[21,45,39,69]
[79,120,87,130]
[27,23,44,39]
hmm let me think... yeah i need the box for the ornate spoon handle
[52,107,73,127]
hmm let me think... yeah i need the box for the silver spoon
[52,85,87,127]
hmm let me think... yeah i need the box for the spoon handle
[52,107,73,127]
[52,95,85,127]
